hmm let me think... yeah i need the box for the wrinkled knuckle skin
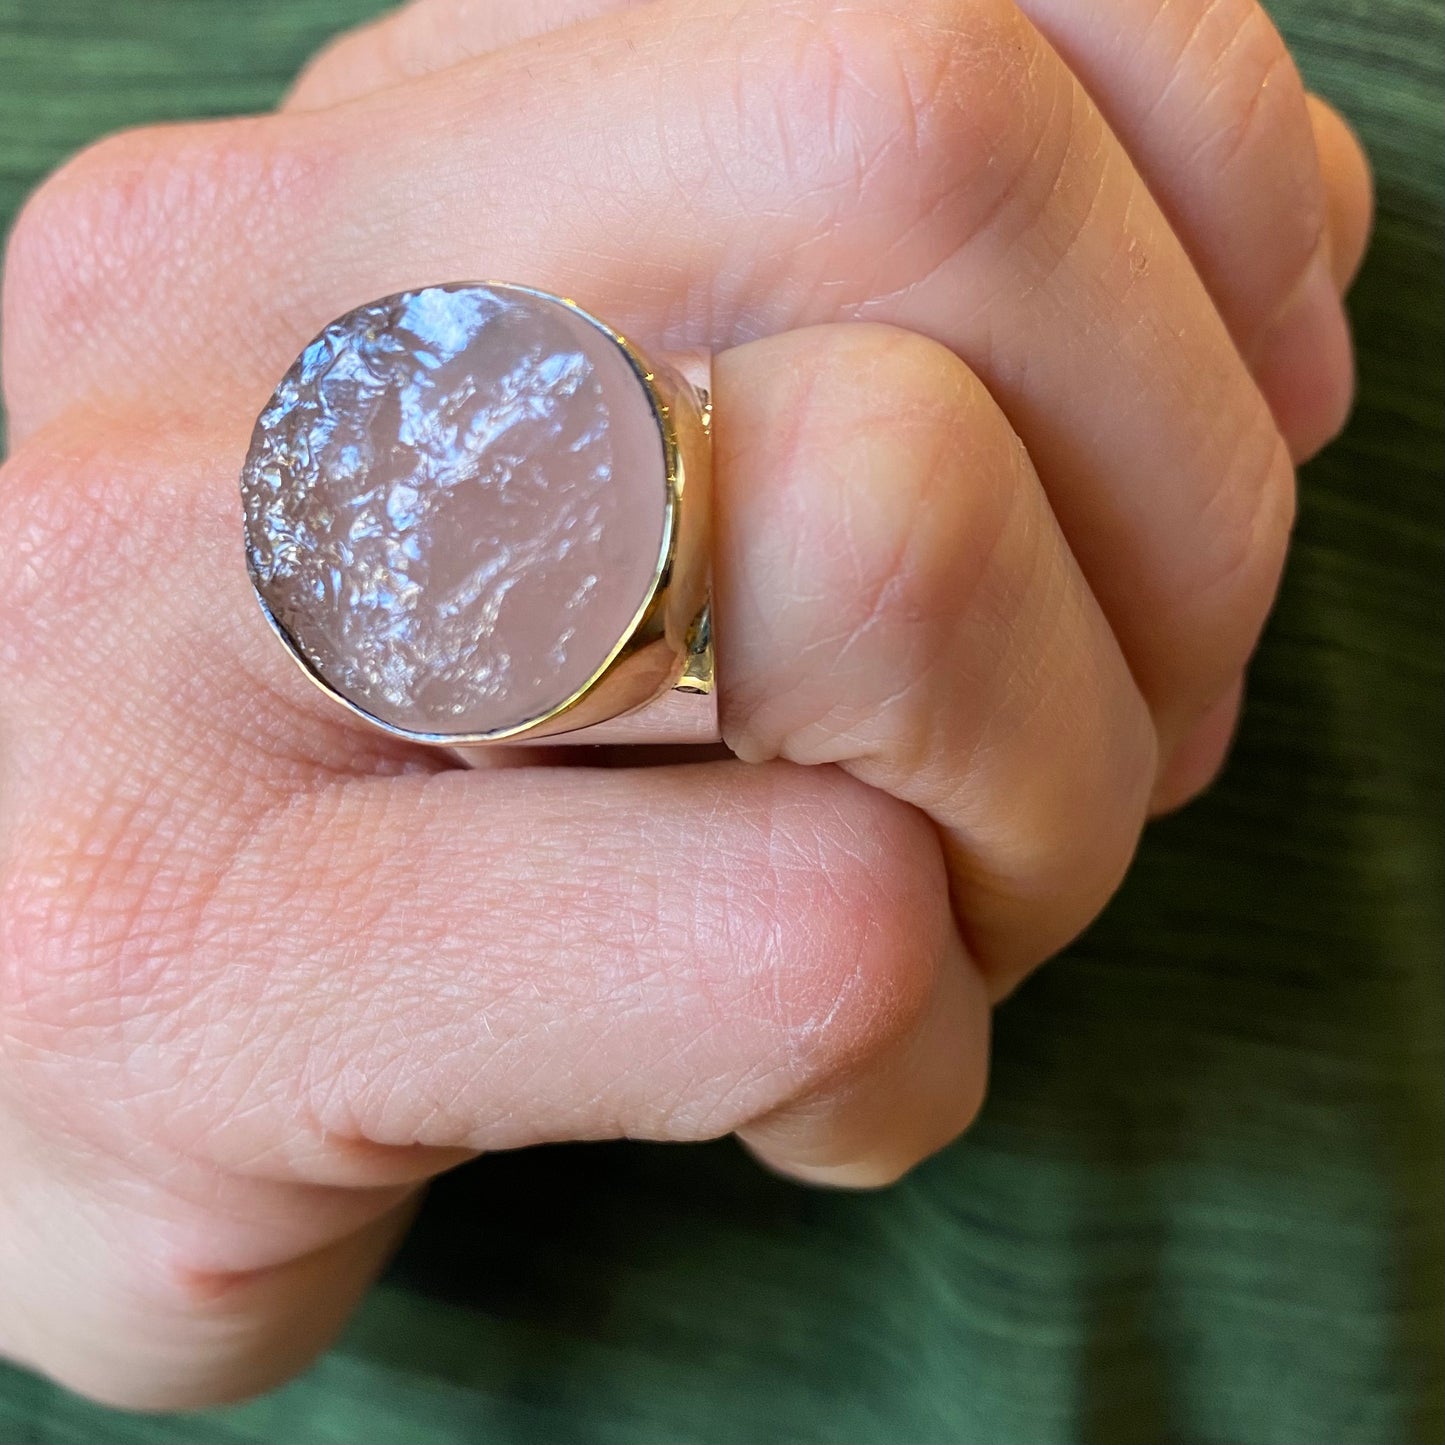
[824,340,1011,736]
[2,127,180,410]
[0,809,164,1062]
[1177,0,1324,313]
[737,0,1053,273]
[0,430,118,681]
[0,420,206,713]
[0,795,239,1188]
[1189,0,1312,185]
[747,777,950,1111]
[727,327,1012,769]
[1,117,319,433]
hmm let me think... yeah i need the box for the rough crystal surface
[241,284,667,736]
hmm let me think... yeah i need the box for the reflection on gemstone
[240,284,668,736]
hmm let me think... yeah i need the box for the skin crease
[0,0,1373,1411]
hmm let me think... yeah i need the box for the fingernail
[1253,249,1354,462]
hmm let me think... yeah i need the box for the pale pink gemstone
[240,285,668,737]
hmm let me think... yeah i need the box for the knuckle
[0,442,201,1129]
[2,117,320,425]
[824,340,1012,669]
[0,421,183,690]
[0,417,255,717]
[737,771,950,1106]
[0,428,118,672]
[3,126,181,358]
[728,326,1017,768]
[0,779,252,1169]
[1177,0,1324,299]
[732,0,1056,278]
[1187,0,1308,169]
[0,790,182,1056]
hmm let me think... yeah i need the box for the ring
[239,282,716,749]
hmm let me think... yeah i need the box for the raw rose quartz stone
[240,284,668,737]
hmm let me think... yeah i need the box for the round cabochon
[240,284,669,738]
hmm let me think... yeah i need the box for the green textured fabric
[0,1,1440,1441]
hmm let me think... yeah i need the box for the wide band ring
[240,283,716,749]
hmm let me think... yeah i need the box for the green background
[0,1,1440,1441]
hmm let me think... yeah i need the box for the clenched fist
[0,0,1371,1408]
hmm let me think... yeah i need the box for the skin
[0,0,1372,1410]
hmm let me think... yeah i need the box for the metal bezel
[243,282,713,747]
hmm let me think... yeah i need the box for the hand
[0,0,1371,1407]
